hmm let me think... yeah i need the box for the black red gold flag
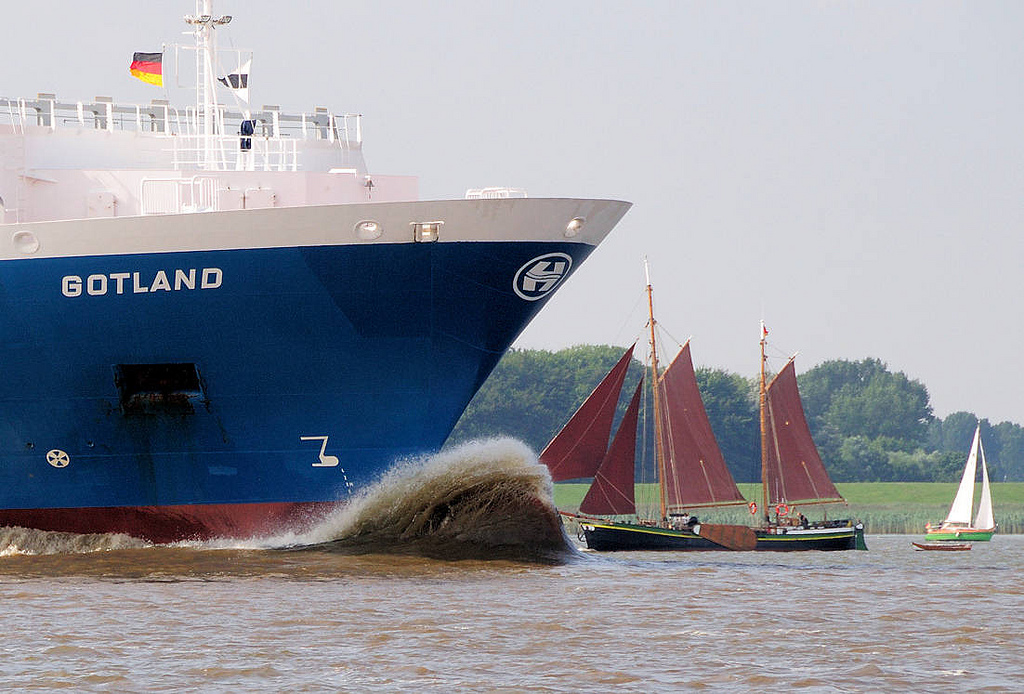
[130,52,163,86]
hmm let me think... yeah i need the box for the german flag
[129,52,163,86]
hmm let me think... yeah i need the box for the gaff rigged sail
[539,344,635,482]
[763,359,844,507]
[658,343,747,512]
[579,379,643,516]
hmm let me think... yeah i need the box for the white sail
[974,435,995,530]
[944,426,980,526]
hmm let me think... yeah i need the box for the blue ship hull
[0,237,600,541]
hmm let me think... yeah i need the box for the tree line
[447,346,1024,483]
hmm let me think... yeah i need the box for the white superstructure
[0,1,417,225]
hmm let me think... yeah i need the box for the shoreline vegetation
[449,347,1024,485]
[554,482,1024,535]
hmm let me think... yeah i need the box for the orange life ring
[748,501,758,515]
[775,503,790,517]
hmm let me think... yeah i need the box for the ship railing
[160,133,300,172]
[140,176,219,216]
[4,98,27,135]
[0,95,362,164]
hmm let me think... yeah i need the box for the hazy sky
[6,1,1023,424]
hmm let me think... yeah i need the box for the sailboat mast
[759,321,769,520]
[645,258,668,520]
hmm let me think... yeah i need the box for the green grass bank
[554,482,1024,534]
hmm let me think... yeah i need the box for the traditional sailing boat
[545,263,865,551]
[548,340,756,551]
[753,322,866,550]
[924,425,995,541]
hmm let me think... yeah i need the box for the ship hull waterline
[574,518,866,552]
[924,529,995,542]
[0,198,631,543]
[912,541,972,551]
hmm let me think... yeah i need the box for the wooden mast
[759,320,769,522]
[645,258,668,521]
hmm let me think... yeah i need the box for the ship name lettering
[61,268,223,297]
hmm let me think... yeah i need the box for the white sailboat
[925,425,995,541]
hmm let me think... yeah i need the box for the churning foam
[0,438,573,561]
[0,526,148,556]
[261,437,573,560]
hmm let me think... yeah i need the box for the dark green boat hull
[575,518,866,552]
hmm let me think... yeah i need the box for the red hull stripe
[0,501,340,544]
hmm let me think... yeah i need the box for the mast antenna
[184,0,232,170]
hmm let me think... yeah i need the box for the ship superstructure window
[114,363,204,415]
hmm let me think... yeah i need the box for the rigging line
[596,469,633,508]
[698,460,715,507]
[800,459,822,502]
[638,381,654,489]
[765,392,787,505]
[636,392,656,519]
[638,393,663,520]
[762,338,796,368]
[658,373,687,513]
[656,324,687,356]
[614,287,649,348]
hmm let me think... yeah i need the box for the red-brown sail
[658,342,747,512]
[763,359,844,506]
[579,379,643,516]
[539,344,635,482]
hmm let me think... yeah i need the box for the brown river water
[0,440,1021,692]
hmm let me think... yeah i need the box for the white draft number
[300,435,340,467]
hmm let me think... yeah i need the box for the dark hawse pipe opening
[114,363,204,416]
